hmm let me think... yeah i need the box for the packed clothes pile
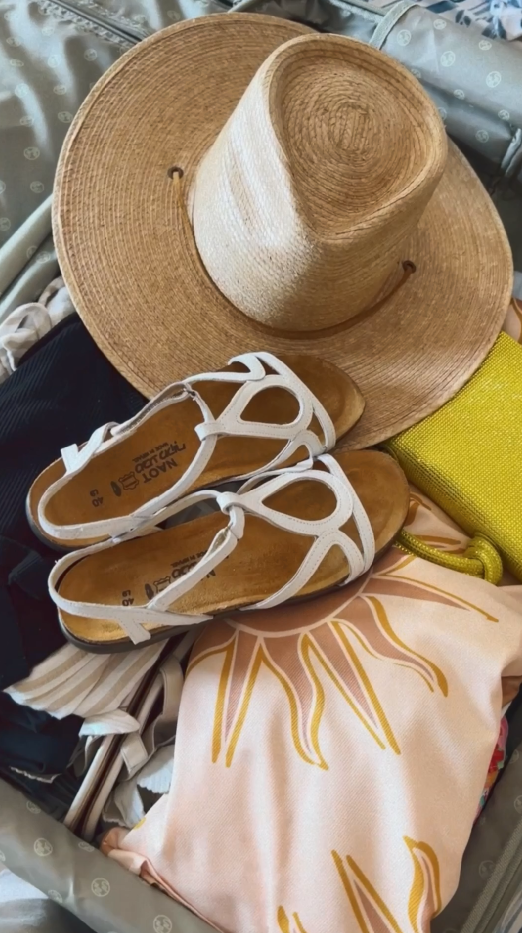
[0,3,522,933]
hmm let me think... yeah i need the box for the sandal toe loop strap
[233,453,375,609]
[60,423,118,474]
[192,352,336,471]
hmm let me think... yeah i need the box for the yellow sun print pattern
[332,836,441,933]
[188,549,487,767]
[277,906,310,933]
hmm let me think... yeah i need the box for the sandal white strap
[192,352,335,467]
[48,488,241,644]
[219,454,375,608]
[38,352,336,541]
[61,423,117,474]
[49,456,374,646]
[59,383,192,475]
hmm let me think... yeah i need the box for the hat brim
[54,14,513,449]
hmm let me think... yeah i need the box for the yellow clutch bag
[386,333,522,583]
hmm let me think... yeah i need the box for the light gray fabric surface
[376,2,522,182]
[0,872,91,933]
[0,0,227,319]
[0,899,91,933]
[431,736,522,933]
[0,1,132,247]
[0,779,215,933]
[234,0,522,188]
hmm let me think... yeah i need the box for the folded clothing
[0,692,82,777]
[0,313,144,552]
[6,641,163,730]
[0,768,82,823]
[0,313,144,684]
[0,536,62,691]
[104,490,522,933]
[0,277,74,385]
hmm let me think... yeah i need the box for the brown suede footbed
[28,355,364,549]
[57,450,409,648]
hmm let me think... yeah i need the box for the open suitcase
[1,2,522,931]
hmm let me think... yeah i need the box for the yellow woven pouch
[386,333,522,583]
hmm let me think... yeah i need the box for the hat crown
[193,33,447,332]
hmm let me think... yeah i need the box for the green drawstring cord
[396,530,504,585]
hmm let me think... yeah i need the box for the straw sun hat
[54,14,512,448]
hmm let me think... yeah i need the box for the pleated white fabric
[5,642,163,731]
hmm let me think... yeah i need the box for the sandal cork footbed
[57,450,409,651]
[27,355,364,550]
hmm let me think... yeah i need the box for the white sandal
[48,450,409,652]
[27,352,364,549]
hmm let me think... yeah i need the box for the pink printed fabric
[104,485,522,933]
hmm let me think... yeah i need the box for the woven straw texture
[54,15,513,448]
